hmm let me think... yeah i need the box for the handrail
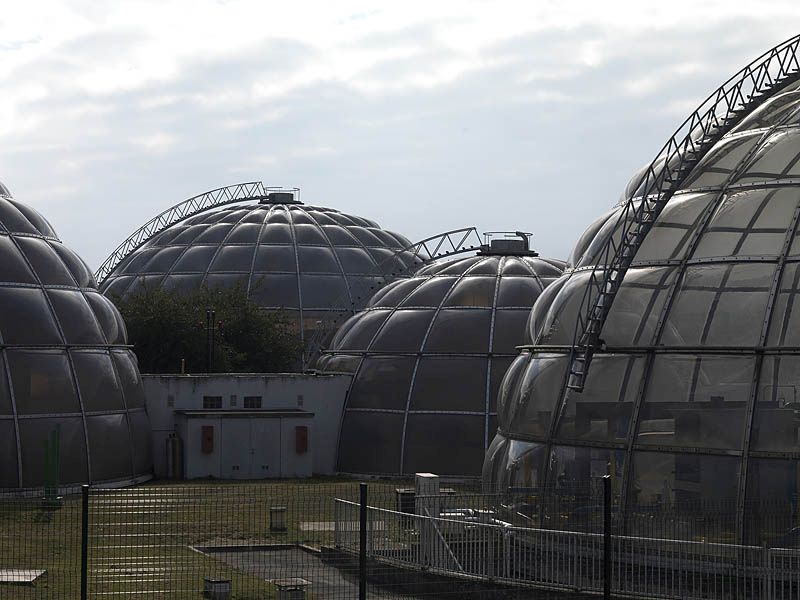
[94,182,298,283]
[566,34,800,391]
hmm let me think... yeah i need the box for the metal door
[250,420,282,477]
[220,419,252,478]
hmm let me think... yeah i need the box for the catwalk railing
[3,480,800,599]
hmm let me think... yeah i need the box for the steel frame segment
[566,35,800,392]
[304,227,482,367]
[94,182,276,284]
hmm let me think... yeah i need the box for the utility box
[203,577,231,599]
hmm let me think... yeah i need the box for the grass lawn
[0,477,421,599]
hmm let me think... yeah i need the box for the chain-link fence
[3,478,800,599]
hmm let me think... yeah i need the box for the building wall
[143,373,352,477]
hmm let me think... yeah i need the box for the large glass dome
[484,64,800,543]
[99,189,416,364]
[319,239,564,476]
[0,183,152,488]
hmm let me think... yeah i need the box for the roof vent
[260,189,302,205]
[479,231,538,256]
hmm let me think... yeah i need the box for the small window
[203,395,222,409]
[244,396,262,409]
[230,394,237,407]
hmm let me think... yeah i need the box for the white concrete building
[143,373,352,479]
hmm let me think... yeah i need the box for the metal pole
[359,482,367,600]
[603,474,611,600]
[81,484,89,600]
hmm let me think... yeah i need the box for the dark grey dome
[484,47,800,544]
[0,187,152,488]
[99,196,416,362]
[319,250,564,476]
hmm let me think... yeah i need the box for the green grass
[0,477,417,599]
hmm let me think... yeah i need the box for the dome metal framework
[97,184,420,366]
[0,183,152,488]
[319,235,564,477]
[484,35,800,544]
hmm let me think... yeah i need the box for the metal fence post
[81,484,89,600]
[359,482,367,600]
[603,475,611,600]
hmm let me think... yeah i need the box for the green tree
[109,283,302,374]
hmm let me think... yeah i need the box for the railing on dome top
[94,182,299,284]
[565,34,800,392]
[305,226,483,369]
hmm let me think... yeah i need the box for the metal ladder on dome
[566,35,800,392]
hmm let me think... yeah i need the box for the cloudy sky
[1,1,799,270]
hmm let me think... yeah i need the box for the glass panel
[300,274,348,308]
[497,353,529,430]
[435,256,482,275]
[19,417,87,486]
[334,310,391,351]
[9,350,80,414]
[0,420,18,487]
[628,451,739,541]
[0,288,61,344]
[0,353,12,415]
[0,198,40,234]
[506,353,568,437]
[226,223,262,243]
[168,245,215,272]
[293,224,328,245]
[85,293,127,345]
[403,414,485,476]
[87,413,133,481]
[207,245,256,272]
[409,357,487,411]
[253,245,297,272]
[117,247,159,274]
[733,90,800,132]
[0,235,35,283]
[556,354,644,443]
[169,224,207,245]
[334,248,376,273]
[319,354,361,374]
[112,350,146,409]
[737,129,800,182]
[193,223,233,243]
[400,277,455,306]
[604,267,676,346]
[496,277,541,307]
[48,290,105,344]
[661,263,772,346]
[444,276,496,307]
[636,192,715,262]
[370,310,436,352]
[204,273,247,291]
[141,246,185,273]
[297,246,341,274]
[488,356,514,413]
[538,272,588,345]
[348,357,416,410]
[491,309,532,353]
[259,223,293,244]
[129,409,153,475]
[549,445,624,531]
[348,226,383,246]
[767,263,800,345]
[683,133,760,190]
[528,276,567,344]
[752,356,800,452]
[8,198,55,236]
[568,208,617,267]
[16,236,76,285]
[481,433,509,491]
[744,457,800,545]
[162,273,205,293]
[637,355,753,449]
[424,309,492,353]
[337,411,404,474]
[72,350,125,412]
[370,278,425,308]
[320,225,357,245]
[248,273,300,308]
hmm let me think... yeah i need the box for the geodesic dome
[483,40,800,543]
[98,185,416,364]
[0,183,152,488]
[318,238,564,476]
